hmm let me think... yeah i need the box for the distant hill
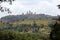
[0,13,58,23]
[0,10,58,23]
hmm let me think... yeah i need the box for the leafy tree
[50,17,60,40]
[0,0,15,13]
[57,5,60,9]
[0,30,49,40]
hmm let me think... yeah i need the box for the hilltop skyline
[0,0,60,18]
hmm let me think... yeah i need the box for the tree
[0,0,15,13]
[50,17,60,40]
[0,0,15,5]
[32,20,37,28]
[57,5,60,9]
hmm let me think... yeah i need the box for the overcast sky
[0,0,60,18]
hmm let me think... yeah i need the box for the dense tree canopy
[50,17,60,40]
[0,30,49,40]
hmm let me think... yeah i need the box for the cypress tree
[50,17,60,40]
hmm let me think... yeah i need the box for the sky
[0,0,60,18]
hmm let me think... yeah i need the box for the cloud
[0,0,60,18]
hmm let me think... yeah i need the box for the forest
[0,20,52,40]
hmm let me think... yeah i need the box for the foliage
[0,20,51,34]
[0,0,15,13]
[0,30,49,40]
[0,20,52,40]
[50,17,60,40]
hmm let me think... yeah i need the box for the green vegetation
[12,20,52,26]
[0,20,52,33]
[0,20,53,40]
[50,17,60,40]
[0,30,49,40]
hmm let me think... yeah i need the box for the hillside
[0,13,57,23]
